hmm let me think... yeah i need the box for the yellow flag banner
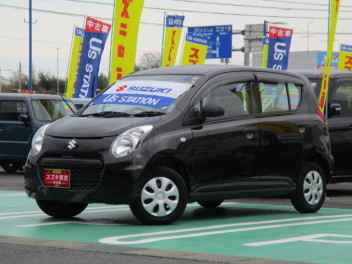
[162,15,185,67]
[181,33,209,65]
[261,37,269,68]
[110,0,145,84]
[66,27,84,98]
[338,44,352,70]
[318,0,341,113]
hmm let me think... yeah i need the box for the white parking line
[244,234,352,246]
[99,215,352,245]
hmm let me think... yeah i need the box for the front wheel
[291,162,326,213]
[129,167,188,225]
[36,199,88,218]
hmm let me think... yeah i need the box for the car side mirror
[203,104,225,117]
[329,103,341,117]
[19,114,30,127]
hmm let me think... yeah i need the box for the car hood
[45,116,161,138]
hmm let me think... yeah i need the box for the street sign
[187,25,232,59]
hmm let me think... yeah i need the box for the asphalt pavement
[0,168,351,264]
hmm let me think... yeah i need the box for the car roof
[129,65,306,79]
[0,93,70,100]
[289,69,352,79]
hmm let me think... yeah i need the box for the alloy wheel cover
[141,177,180,217]
[303,170,324,205]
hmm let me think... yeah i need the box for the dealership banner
[181,33,209,65]
[109,0,145,83]
[267,26,293,70]
[93,80,190,109]
[66,27,84,98]
[318,0,341,113]
[161,15,185,67]
[317,52,339,69]
[338,44,352,70]
[261,37,269,68]
[75,17,111,98]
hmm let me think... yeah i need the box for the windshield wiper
[134,111,166,117]
[80,111,131,118]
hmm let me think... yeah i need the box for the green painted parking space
[1,190,352,264]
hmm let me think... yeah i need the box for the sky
[1,0,352,82]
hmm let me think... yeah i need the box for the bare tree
[138,52,161,70]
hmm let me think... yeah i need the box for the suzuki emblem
[66,139,78,150]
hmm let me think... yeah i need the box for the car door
[0,99,32,161]
[190,72,262,193]
[326,77,352,177]
[254,72,309,188]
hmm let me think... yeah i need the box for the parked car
[291,70,352,182]
[71,98,91,110]
[0,93,75,173]
[24,65,333,225]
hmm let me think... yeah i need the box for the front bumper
[24,136,145,205]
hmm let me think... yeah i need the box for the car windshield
[32,99,75,121]
[80,74,201,117]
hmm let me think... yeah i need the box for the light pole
[306,21,314,51]
[57,48,60,95]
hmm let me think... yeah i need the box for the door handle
[243,127,259,140]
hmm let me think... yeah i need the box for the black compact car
[292,70,352,182]
[24,65,333,225]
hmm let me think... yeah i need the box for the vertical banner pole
[318,0,340,115]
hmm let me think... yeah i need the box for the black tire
[129,166,188,225]
[2,162,22,173]
[36,199,88,218]
[198,200,223,208]
[291,162,326,213]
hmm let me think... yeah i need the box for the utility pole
[24,0,37,92]
[19,62,22,92]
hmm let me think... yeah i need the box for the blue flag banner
[267,26,293,71]
[75,17,111,98]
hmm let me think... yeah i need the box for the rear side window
[0,101,28,121]
[259,82,301,113]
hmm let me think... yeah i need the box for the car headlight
[32,124,50,155]
[111,125,153,158]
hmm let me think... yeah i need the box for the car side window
[193,82,251,121]
[0,101,28,121]
[259,82,301,113]
[330,85,352,117]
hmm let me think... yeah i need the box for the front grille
[39,153,104,192]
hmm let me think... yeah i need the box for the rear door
[0,99,32,161]
[327,77,352,177]
[254,72,309,189]
[190,72,262,193]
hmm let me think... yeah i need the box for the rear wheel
[291,162,326,213]
[129,166,188,225]
[198,200,223,208]
[36,199,88,218]
[2,162,22,173]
